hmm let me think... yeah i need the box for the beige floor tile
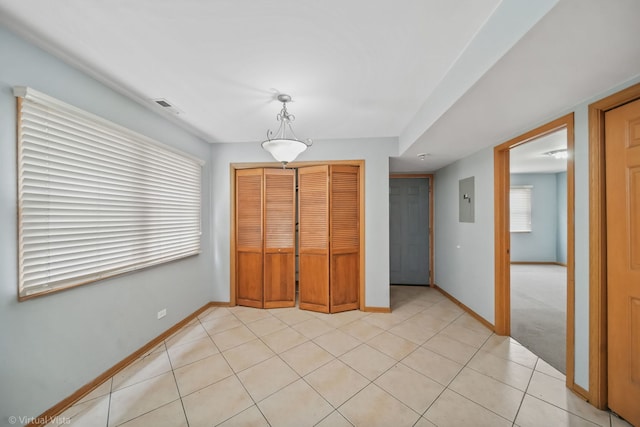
[292,317,335,339]
[339,384,420,427]
[262,327,308,354]
[182,375,253,427]
[422,303,463,322]
[217,405,270,427]
[279,341,335,376]
[198,306,231,322]
[407,313,452,333]
[316,309,367,328]
[223,339,275,372]
[391,301,427,318]
[374,363,444,414]
[401,347,463,385]
[237,356,300,402]
[366,331,418,360]
[481,334,539,368]
[339,319,385,341]
[450,312,492,333]
[423,333,478,364]
[339,344,396,380]
[467,350,534,391]
[166,336,219,369]
[515,394,600,427]
[535,357,566,381]
[108,372,179,427]
[449,367,524,421]
[526,371,611,426]
[55,395,110,427]
[440,323,491,348]
[389,319,437,344]
[361,312,409,329]
[211,325,256,351]
[112,350,172,391]
[315,410,353,427]
[258,379,333,427]
[313,329,361,357]
[424,389,512,427]
[304,359,370,407]
[200,314,243,335]
[165,322,209,348]
[272,308,316,326]
[173,353,234,397]
[413,417,437,427]
[233,307,273,324]
[75,378,112,405]
[118,399,187,427]
[245,316,288,337]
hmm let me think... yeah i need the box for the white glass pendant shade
[262,138,308,163]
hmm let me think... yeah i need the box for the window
[510,186,532,232]
[15,87,203,299]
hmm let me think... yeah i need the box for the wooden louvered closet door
[330,165,360,312]
[264,169,296,308]
[236,169,264,308]
[298,165,330,312]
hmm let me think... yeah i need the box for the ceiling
[1,0,639,172]
[510,129,567,174]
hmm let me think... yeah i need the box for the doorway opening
[388,174,434,288]
[494,114,577,391]
[509,129,568,373]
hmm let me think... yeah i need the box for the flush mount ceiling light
[544,148,568,159]
[417,153,431,161]
[261,94,312,167]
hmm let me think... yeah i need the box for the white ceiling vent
[151,98,183,115]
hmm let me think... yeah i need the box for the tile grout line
[163,339,192,427]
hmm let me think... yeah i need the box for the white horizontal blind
[15,87,202,298]
[510,186,532,233]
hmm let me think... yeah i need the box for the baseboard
[510,261,567,267]
[431,284,494,332]
[363,306,391,313]
[28,302,214,427]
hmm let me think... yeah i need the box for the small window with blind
[510,186,532,233]
[14,87,203,300]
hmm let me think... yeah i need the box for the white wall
[0,26,213,421]
[210,138,397,309]
[434,147,495,323]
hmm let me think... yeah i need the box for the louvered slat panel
[331,170,359,250]
[265,170,295,249]
[236,171,263,248]
[299,168,329,250]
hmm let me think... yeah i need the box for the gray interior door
[389,178,430,285]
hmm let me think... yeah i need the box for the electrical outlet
[157,309,167,319]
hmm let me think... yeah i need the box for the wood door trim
[388,173,435,286]
[493,113,576,392]
[587,82,640,409]
[230,160,365,309]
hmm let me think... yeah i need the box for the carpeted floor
[510,264,567,374]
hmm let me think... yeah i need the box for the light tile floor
[48,286,633,427]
